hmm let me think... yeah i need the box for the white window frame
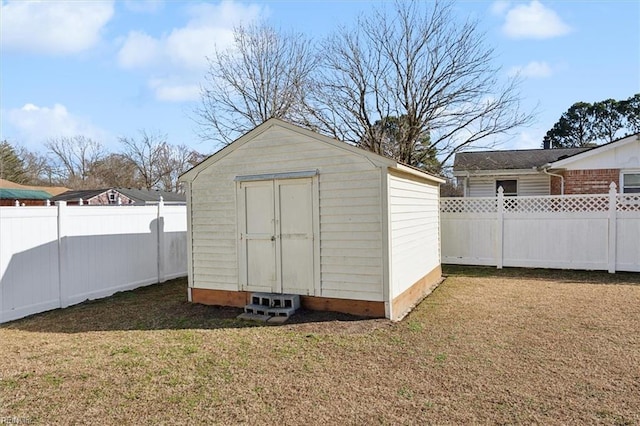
[620,170,640,194]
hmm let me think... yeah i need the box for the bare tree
[195,22,318,145]
[89,153,141,188]
[309,1,533,169]
[15,146,55,185]
[158,144,204,192]
[45,136,106,188]
[365,116,441,172]
[119,131,173,190]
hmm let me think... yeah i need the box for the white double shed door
[237,174,317,295]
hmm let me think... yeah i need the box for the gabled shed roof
[180,118,444,184]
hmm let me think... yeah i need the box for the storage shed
[179,119,444,320]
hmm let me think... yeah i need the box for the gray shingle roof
[453,147,591,172]
[115,188,185,203]
[50,189,107,202]
[51,188,185,204]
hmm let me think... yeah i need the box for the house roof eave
[549,133,640,168]
[452,168,542,178]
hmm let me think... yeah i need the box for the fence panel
[616,193,640,271]
[0,207,60,322]
[441,185,640,273]
[161,206,189,280]
[502,213,608,270]
[60,205,161,307]
[441,213,497,266]
[0,203,187,323]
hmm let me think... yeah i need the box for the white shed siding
[190,127,384,301]
[468,174,550,197]
[388,172,440,299]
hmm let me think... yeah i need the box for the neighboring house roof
[115,188,186,204]
[453,147,590,173]
[0,188,53,200]
[51,189,108,202]
[0,178,68,196]
[51,188,186,204]
[180,118,445,184]
[453,133,640,176]
[549,133,640,169]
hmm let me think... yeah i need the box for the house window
[622,172,640,193]
[496,179,517,196]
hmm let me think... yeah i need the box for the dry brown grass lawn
[1,266,639,425]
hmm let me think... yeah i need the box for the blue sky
[1,0,639,159]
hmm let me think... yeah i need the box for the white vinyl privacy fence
[441,183,640,273]
[0,202,187,323]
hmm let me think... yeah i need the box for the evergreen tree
[543,94,639,148]
[0,141,27,183]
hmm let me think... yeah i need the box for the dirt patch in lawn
[1,267,639,425]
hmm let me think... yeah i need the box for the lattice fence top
[618,194,640,212]
[503,195,609,213]
[440,194,639,213]
[440,198,497,213]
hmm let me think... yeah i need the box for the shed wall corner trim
[391,265,443,321]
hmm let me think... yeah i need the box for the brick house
[453,133,640,196]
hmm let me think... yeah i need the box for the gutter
[536,164,564,195]
[463,171,469,197]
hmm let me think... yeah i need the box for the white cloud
[116,1,265,103]
[508,61,553,78]
[117,1,263,72]
[118,31,162,69]
[502,1,571,39]
[149,79,200,102]
[491,0,511,16]
[6,103,108,148]
[164,25,234,70]
[1,0,114,55]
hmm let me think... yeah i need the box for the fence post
[157,196,166,283]
[496,186,504,269]
[56,201,68,308]
[608,182,617,274]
